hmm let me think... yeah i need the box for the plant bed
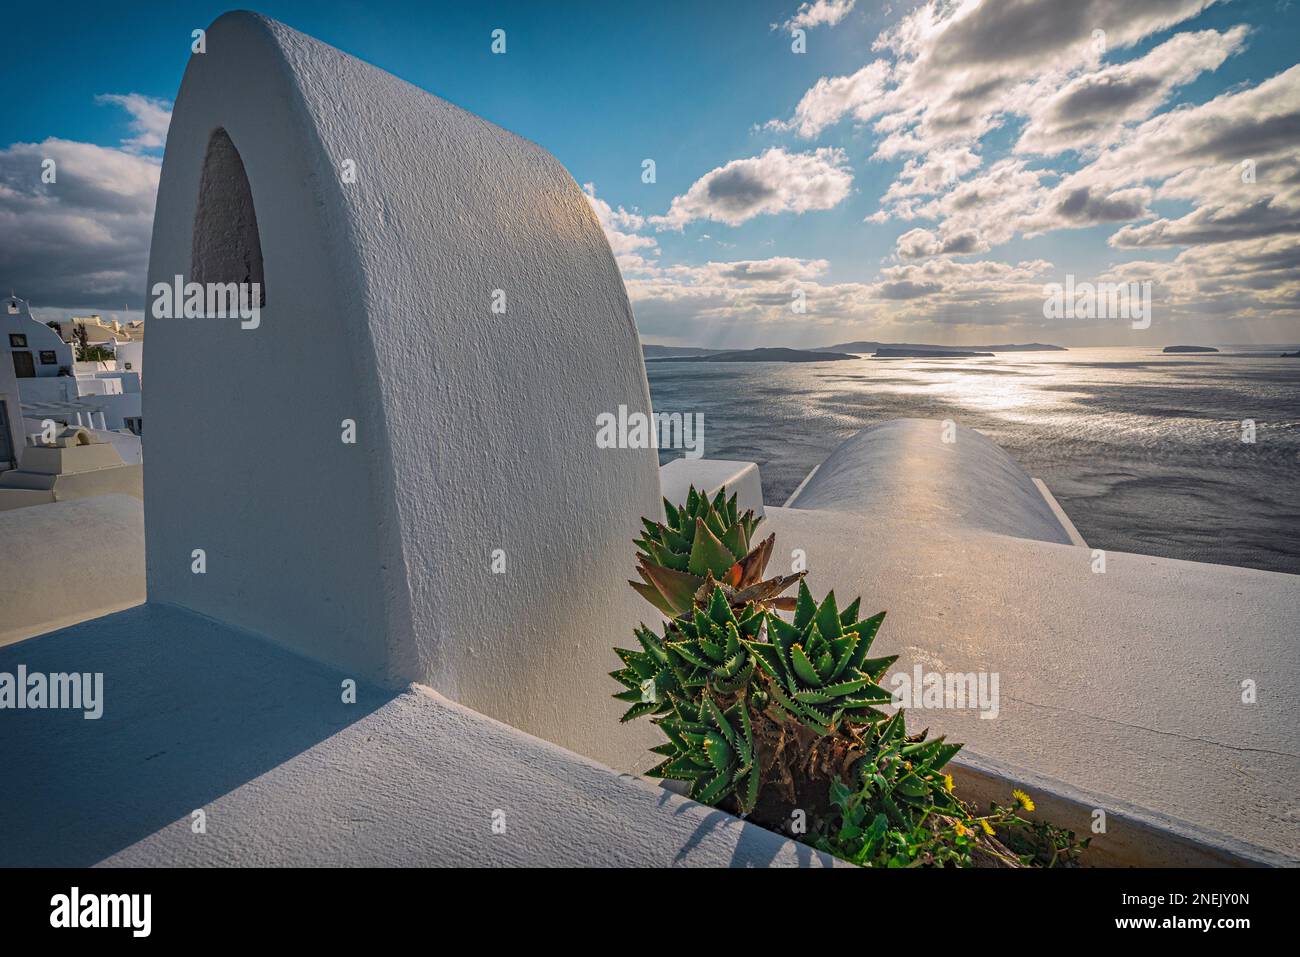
[615,486,1089,868]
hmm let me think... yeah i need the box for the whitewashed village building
[0,295,142,509]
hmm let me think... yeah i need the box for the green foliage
[665,586,766,696]
[610,622,683,723]
[990,801,1092,867]
[747,581,895,735]
[848,711,964,827]
[646,692,762,814]
[630,486,801,617]
[610,587,765,722]
[816,777,975,867]
[614,488,1087,868]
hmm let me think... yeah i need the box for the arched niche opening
[191,128,265,306]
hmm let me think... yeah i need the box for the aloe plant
[746,581,896,735]
[646,692,762,813]
[630,486,802,617]
[610,623,684,722]
[849,710,964,828]
[612,490,1091,867]
[612,580,768,723]
[664,585,767,695]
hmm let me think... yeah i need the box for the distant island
[819,341,1067,354]
[642,341,1068,360]
[1282,351,1300,358]
[641,344,720,358]
[1162,345,1219,353]
[646,347,856,363]
[874,347,993,358]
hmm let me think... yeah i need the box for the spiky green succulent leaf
[642,692,759,810]
[630,486,800,618]
[847,710,967,826]
[745,580,894,735]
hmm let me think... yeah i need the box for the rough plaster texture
[786,418,1074,545]
[0,495,145,647]
[762,504,1300,863]
[0,604,834,868]
[146,12,661,768]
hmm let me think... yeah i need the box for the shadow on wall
[653,790,826,868]
[0,603,395,867]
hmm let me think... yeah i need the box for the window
[9,334,27,348]
[125,417,143,437]
[192,128,265,306]
[39,350,57,365]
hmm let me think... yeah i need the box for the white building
[3,294,74,378]
[1,296,143,433]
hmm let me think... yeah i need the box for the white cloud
[0,137,160,310]
[582,183,658,272]
[776,0,857,32]
[770,61,893,138]
[653,148,853,229]
[94,93,173,153]
[876,146,982,207]
[874,59,1300,275]
[1014,27,1249,155]
[773,0,1223,150]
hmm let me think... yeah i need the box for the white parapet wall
[762,417,1300,864]
[145,12,662,768]
[660,458,765,516]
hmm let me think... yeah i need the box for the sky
[2,0,1298,347]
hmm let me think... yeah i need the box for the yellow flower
[954,822,969,837]
[1012,789,1036,812]
[942,774,954,793]
[980,820,995,837]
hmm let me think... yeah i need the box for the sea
[646,347,1300,576]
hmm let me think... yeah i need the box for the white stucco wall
[145,12,661,768]
[763,503,1300,864]
[113,340,144,378]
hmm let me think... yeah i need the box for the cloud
[1051,186,1152,224]
[775,0,857,32]
[895,226,989,259]
[1063,64,1300,195]
[583,183,658,272]
[771,61,893,138]
[653,148,853,229]
[94,93,173,153]
[1111,197,1300,247]
[878,279,943,299]
[1014,27,1249,155]
[0,93,174,311]
[0,138,160,310]
[880,147,983,204]
[772,0,1222,149]
[620,255,886,342]
[712,257,829,281]
[874,62,1300,262]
